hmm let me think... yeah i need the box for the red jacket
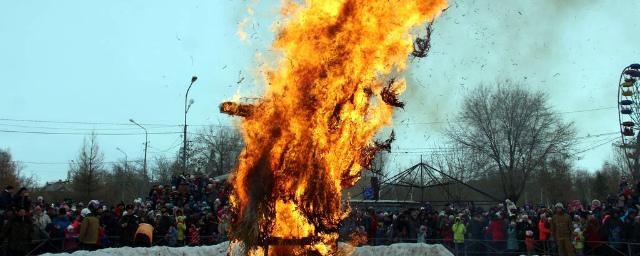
[189,226,200,245]
[488,220,505,241]
[538,220,551,241]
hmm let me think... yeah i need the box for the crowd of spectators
[0,175,232,255]
[4,175,640,256]
[341,177,640,256]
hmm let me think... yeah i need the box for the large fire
[223,0,447,255]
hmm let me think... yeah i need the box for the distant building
[41,180,71,202]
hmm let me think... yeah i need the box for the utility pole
[183,75,198,176]
[129,119,148,178]
[116,147,127,202]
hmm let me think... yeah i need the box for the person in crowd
[155,207,172,246]
[506,219,518,254]
[551,203,574,256]
[602,208,624,253]
[119,204,139,247]
[0,186,13,211]
[488,213,506,253]
[32,205,51,239]
[188,223,200,246]
[525,230,536,256]
[538,213,551,254]
[166,224,178,247]
[177,213,187,246]
[12,187,31,212]
[364,207,378,245]
[417,225,427,243]
[468,211,486,256]
[452,216,466,256]
[0,208,33,255]
[574,227,585,256]
[134,221,154,247]
[79,207,100,251]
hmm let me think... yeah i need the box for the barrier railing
[3,236,640,256]
[0,234,225,256]
[353,238,640,256]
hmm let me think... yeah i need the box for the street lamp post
[116,147,127,202]
[129,119,148,179]
[183,75,198,175]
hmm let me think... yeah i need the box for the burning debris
[222,0,448,255]
[411,23,434,58]
[380,79,406,109]
[220,101,255,117]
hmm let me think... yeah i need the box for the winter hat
[574,227,581,233]
[81,208,91,218]
[555,203,564,209]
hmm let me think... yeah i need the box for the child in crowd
[166,224,178,247]
[574,227,585,256]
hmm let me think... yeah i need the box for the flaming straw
[225,0,447,255]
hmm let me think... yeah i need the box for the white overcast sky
[0,0,637,183]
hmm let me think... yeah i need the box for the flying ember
[221,0,447,255]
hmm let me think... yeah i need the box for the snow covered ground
[42,242,453,256]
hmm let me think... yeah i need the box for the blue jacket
[52,216,70,231]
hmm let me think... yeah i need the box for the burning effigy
[221,0,447,255]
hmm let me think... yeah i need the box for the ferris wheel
[618,63,640,179]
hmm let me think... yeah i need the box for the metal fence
[0,234,224,256]
[4,236,640,256]
[363,238,640,256]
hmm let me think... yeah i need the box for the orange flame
[227,0,447,255]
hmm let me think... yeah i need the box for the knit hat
[81,208,91,218]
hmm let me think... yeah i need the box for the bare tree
[447,82,575,202]
[191,126,244,177]
[151,155,180,185]
[429,148,492,201]
[99,160,150,204]
[70,133,105,202]
[0,149,35,189]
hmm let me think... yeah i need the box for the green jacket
[452,222,466,243]
[177,216,187,241]
[79,216,100,245]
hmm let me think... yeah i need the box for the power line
[0,105,618,129]
[0,123,177,131]
[12,160,142,165]
[0,117,234,128]
[401,106,618,126]
[0,129,186,136]
[571,136,620,156]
